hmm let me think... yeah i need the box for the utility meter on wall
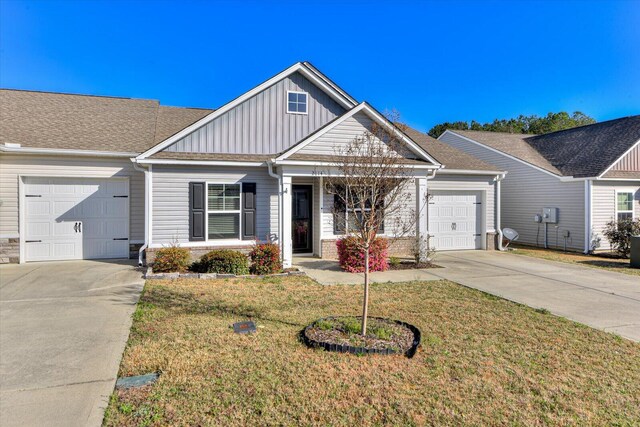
[542,207,558,223]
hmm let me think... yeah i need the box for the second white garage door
[23,177,130,262]
[428,190,483,250]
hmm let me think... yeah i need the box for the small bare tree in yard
[320,114,425,335]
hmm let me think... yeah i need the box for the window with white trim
[208,183,241,239]
[333,186,384,235]
[616,192,634,221]
[287,91,307,114]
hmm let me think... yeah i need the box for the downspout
[267,161,283,263]
[132,161,149,266]
[495,173,507,251]
[584,179,592,254]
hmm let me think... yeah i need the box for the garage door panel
[24,177,129,262]
[428,190,482,251]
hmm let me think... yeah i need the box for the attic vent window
[287,91,307,114]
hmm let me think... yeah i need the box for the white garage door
[24,177,130,262]
[428,191,482,250]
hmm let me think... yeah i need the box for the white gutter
[136,159,265,167]
[267,161,283,264]
[495,173,507,251]
[0,145,138,157]
[584,179,592,254]
[132,160,151,266]
[436,169,505,175]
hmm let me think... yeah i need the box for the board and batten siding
[163,72,345,155]
[591,181,640,250]
[297,111,415,158]
[610,143,640,171]
[151,165,279,245]
[439,132,585,251]
[0,154,145,242]
[429,174,496,233]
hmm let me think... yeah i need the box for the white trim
[276,103,442,165]
[0,145,138,157]
[441,130,565,179]
[302,61,358,105]
[597,177,640,182]
[598,138,640,178]
[584,180,592,254]
[614,189,635,221]
[437,169,506,176]
[205,182,243,241]
[148,240,256,249]
[274,159,439,170]
[286,90,308,115]
[148,165,153,246]
[135,159,266,167]
[136,62,357,159]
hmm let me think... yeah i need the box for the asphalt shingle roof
[451,116,640,177]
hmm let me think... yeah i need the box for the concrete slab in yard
[0,259,144,427]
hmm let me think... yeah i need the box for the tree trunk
[361,246,370,336]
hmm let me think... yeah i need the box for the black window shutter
[333,189,346,234]
[242,183,256,240]
[189,182,206,241]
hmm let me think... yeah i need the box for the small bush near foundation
[336,236,388,273]
[249,243,282,275]
[152,246,191,273]
[603,218,640,258]
[191,249,249,275]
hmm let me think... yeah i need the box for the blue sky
[1,0,638,132]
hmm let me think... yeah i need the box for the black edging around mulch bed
[302,317,421,358]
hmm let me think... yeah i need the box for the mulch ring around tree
[303,316,421,358]
[388,260,441,270]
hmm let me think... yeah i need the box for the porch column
[281,175,293,268]
[415,176,428,261]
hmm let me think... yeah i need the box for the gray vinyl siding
[164,72,345,155]
[439,132,585,251]
[591,181,640,250]
[151,165,279,245]
[298,111,415,158]
[0,154,145,242]
[610,143,640,171]
[429,174,496,233]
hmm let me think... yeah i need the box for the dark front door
[292,185,312,253]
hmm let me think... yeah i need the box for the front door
[292,185,312,253]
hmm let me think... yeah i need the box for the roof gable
[137,62,358,159]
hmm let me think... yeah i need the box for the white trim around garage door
[19,174,131,263]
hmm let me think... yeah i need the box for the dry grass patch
[105,276,640,426]
[511,244,640,277]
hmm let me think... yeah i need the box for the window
[208,183,241,239]
[616,192,634,221]
[333,186,384,234]
[287,91,307,114]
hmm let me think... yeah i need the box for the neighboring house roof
[449,116,640,178]
[0,89,212,153]
[403,127,501,172]
[450,130,561,175]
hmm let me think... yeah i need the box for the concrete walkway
[295,251,640,341]
[0,259,144,427]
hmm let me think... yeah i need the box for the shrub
[152,245,191,273]
[249,242,282,275]
[603,218,640,258]
[191,249,249,275]
[336,236,389,273]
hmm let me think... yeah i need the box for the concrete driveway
[0,259,144,427]
[296,251,640,341]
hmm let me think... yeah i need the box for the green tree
[427,111,596,138]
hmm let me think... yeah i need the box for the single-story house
[437,117,640,253]
[0,62,505,266]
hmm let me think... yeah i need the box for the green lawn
[511,244,640,277]
[105,276,640,426]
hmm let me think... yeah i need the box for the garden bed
[303,316,421,357]
[388,260,440,270]
[145,267,304,280]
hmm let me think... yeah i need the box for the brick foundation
[320,237,415,260]
[486,232,498,251]
[0,238,19,264]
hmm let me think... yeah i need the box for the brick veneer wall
[321,237,416,260]
[0,238,19,264]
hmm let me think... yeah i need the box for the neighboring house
[0,62,505,266]
[438,117,640,253]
